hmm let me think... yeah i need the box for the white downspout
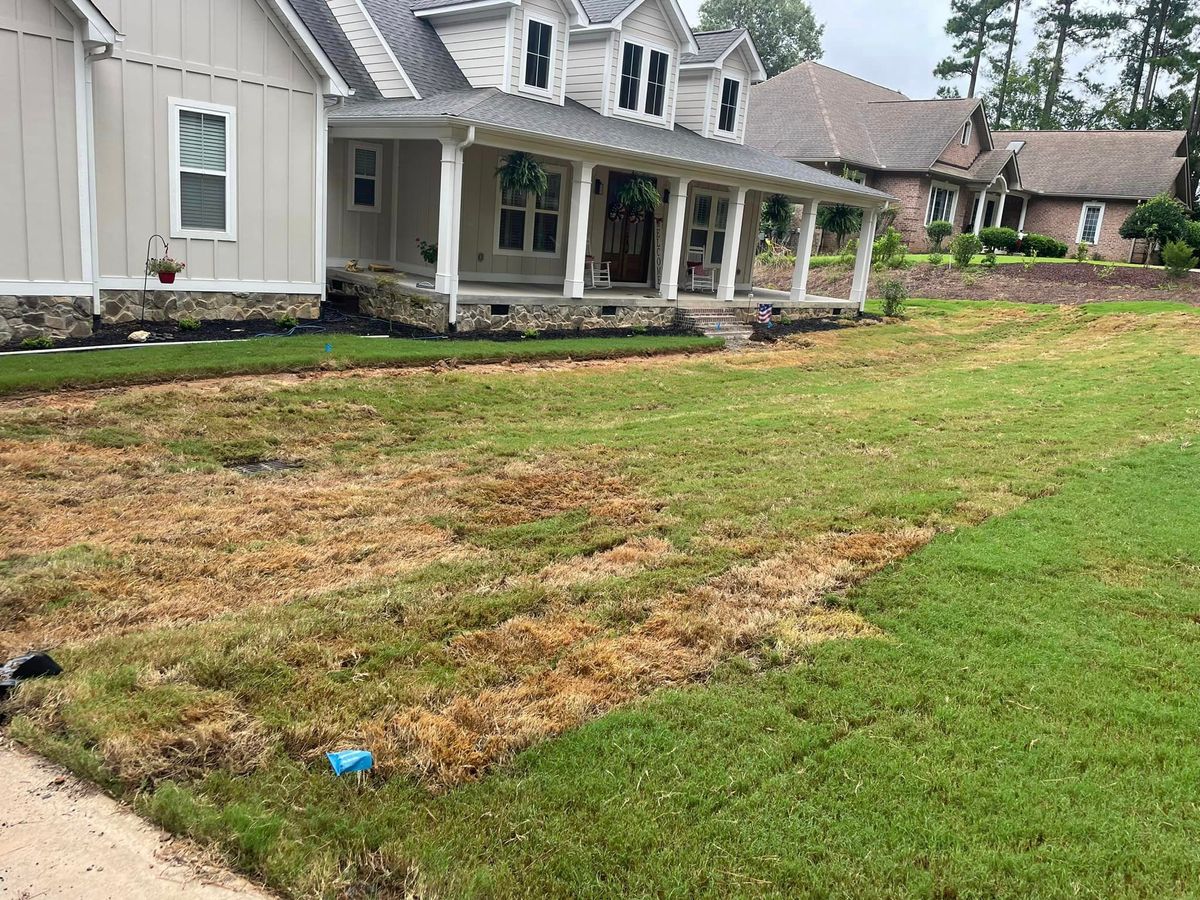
[447,125,475,329]
[82,40,117,313]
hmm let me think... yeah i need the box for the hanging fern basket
[616,173,661,217]
[496,151,549,197]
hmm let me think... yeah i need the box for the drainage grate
[227,459,303,476]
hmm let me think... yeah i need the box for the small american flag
[756,303,773,324]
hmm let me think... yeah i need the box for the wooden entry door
[602,173,652,283]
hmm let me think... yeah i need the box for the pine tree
[994,0,1022,123]
[934,0,1013,97]
[1034,0,1120,128]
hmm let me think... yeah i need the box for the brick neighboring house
[748,62,1193,261]
[991,130,1192,261]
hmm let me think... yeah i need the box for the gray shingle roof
[862,98,982,170]
[995,130,1188,199]
[359,0,471,96]
[578,0,637,22]
[747,62,987,174]
[682,28,743,64]
[747,62,907,167]
[330,89,892,202]
[288,0,382,100]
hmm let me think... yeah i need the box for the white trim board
[97,278,324,294]
[0,282,95,297]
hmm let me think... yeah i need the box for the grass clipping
[373,528,931,788]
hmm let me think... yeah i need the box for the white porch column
[849,207,878,311]
[1017,195,1029,233]
[995,186,1008,230]
[716,186,748,301]
[659,176,690,301]
[435,138,464,312]
[563,161,595,299]
[972,189,987,236]
[790,198,818,302]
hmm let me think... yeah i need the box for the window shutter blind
[179,110,226,172]
[354,146,377,179]
[180,172,227,231]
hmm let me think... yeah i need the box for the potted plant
[616,173,661,220]
[496,151,548,197]
[147,256,185,284]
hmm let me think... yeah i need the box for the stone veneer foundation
[99,290,320,324]
[1,296,93,343]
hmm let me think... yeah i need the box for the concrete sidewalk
[0,740,272,899]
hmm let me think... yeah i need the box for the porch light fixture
[594,178,603,195]
[663,188,670,205]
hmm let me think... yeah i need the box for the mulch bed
[764,263,1200,306]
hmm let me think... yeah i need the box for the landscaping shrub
[836,238,858,267]
[20,336,54,350]
[925,220,953,251]
[879,278,907,317]
[927,252,944,266]
[979,226,1018,253]
[1185,220,1200,256]
[1161,240,1198,278]
[1021,233,1068,258]
[949,232,982,269]
[275,315,299,331]
[1119,193,1191,249]
[1074,242,1090,262]
[178,316,201,331]
[872,227,907,269]
[980,250,997,269]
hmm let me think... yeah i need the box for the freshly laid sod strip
[3,302,1200,896]
[0,333,720,396]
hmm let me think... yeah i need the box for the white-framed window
[926,181,959,225]
[617,40,671,121]
[348,142,382,212]
[688,190,729,265]
[1076,201,1105,245]
[495,164,564,256]
[169,98,236,241]
[716,75,741,135]
[961,120,972,145]
[522,17,555,96]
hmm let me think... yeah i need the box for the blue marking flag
[325,343,333,353]
[327,749,373,776]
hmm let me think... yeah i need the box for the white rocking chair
[687,248,716,293]
[587,258,612,290]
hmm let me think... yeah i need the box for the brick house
[748,62,1193,261]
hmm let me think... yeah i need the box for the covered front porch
[324,119,885,332]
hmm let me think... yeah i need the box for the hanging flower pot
[616,173,661,217]
[147,256,185,284]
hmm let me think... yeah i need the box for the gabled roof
[282,0,383,98]
[863,98,983,170]
[746,61,908,168]
[577,0,633,21]
[62,0,118,44]
[359,0,471,96]
[681,28,766,82]
[994,130,1189,201]
[329,89,893,204]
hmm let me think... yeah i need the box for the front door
[984,198,997,228]
[602,173,651,283]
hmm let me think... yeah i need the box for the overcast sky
[674,0,1041,98]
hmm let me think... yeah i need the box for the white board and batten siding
[0,0,87,290]
[436,13,509,89]
[90,0,324,290]
[324,0,412,98]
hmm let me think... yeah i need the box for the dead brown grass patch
[378,527,933,788]
[0,439,474,655]
[536,536,674,586]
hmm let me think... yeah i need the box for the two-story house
[1,0,890,341]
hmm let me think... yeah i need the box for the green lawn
[0,333,719,396]
[4,301,1200,897]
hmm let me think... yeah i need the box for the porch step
[677,307,755,347]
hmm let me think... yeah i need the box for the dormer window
[961,120,972,145]
[717,76,740,134]
[523,19,554,95]
[618,41,670,120]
